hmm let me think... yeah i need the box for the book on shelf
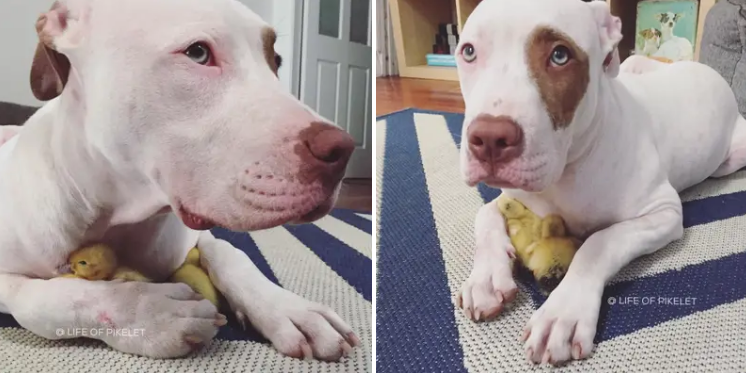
[433,23,459,55]
[426,54,456,67]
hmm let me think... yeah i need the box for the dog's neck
[1,91,169,259]
[51,91,171,224]
[564,76,640,177]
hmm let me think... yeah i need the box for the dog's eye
[184,42,212,65]
[461,43,477,62]
[550,46,571,66]
[78,261,87,266]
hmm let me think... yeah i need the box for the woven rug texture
[0,209,372,373]
[376,109,746,373]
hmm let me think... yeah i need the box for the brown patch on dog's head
[525,26,589,130]
[261,27,281,75]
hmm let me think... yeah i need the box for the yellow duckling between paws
[60,245,220,308]
[496,194,581,293]
[169,248,221,308]
[61,244,152,282]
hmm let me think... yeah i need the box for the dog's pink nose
[304,122,355,165]
[296,122,355,187]
[467,115,523,163]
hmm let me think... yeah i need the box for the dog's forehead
[463,0,596,54]
[88,0,269,42]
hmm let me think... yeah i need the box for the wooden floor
[334,76,466,213]
[376,77,465,116]
[334,178,372,213]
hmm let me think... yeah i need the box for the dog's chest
[98,214,195,281]
[535,191,621,240]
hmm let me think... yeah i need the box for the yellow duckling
[61,244,152,282]
[496,195,580,293]
[496,195,543,259]
[61,245,220,308]
[170,248,221,308]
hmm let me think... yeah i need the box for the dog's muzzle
[467,115,524,164]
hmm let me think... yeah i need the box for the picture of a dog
[653,12,694,61]
[638,28,662,56]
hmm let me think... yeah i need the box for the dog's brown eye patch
[261,27,280,75]
[525,26,589,130]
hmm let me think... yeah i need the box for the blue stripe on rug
[211,227,280,286]
[376,111,467,373]
[284,224,372,301]
[596,250,746,342]
[329,209,372,234]
[682,190,746,228]
[215,312,267,342]
[0,313,18,328]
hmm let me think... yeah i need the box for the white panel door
[301,0,372,179]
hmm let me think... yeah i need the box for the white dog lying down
[455,0,746,365]
[0,0,360,361]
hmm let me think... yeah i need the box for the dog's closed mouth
[291,197,334,224]
[179,206,216,231]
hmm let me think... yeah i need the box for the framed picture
[635,0,699,62]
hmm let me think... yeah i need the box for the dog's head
[456,0,621,192]
[31,0,355,231]
[656,12,682,34]
[639,28,661,46]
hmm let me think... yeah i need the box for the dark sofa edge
[0,102,40,126]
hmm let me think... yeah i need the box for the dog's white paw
[457,253,518,321]
[522,279,600,365]
[101,282,224,358]
[231,287,359,361]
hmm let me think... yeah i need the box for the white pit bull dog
[0,0,360,361]
[455,0,746,365]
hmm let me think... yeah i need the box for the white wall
[0,0,302,107]
[0,0,52,106]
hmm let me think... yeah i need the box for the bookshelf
[388,0,718,81]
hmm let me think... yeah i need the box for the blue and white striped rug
[376,108,746,373]
[0,209,371,373]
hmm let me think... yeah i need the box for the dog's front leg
[0,274,223,358]
[457,200,519,321]
[196,231,360,361]
[522,197,683,365]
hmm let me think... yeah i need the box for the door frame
[271,0,304,98]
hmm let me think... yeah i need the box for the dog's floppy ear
[30,1,85,101]
[674,13,684,22]
[587,1,623,78]
[655,13,666,22]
